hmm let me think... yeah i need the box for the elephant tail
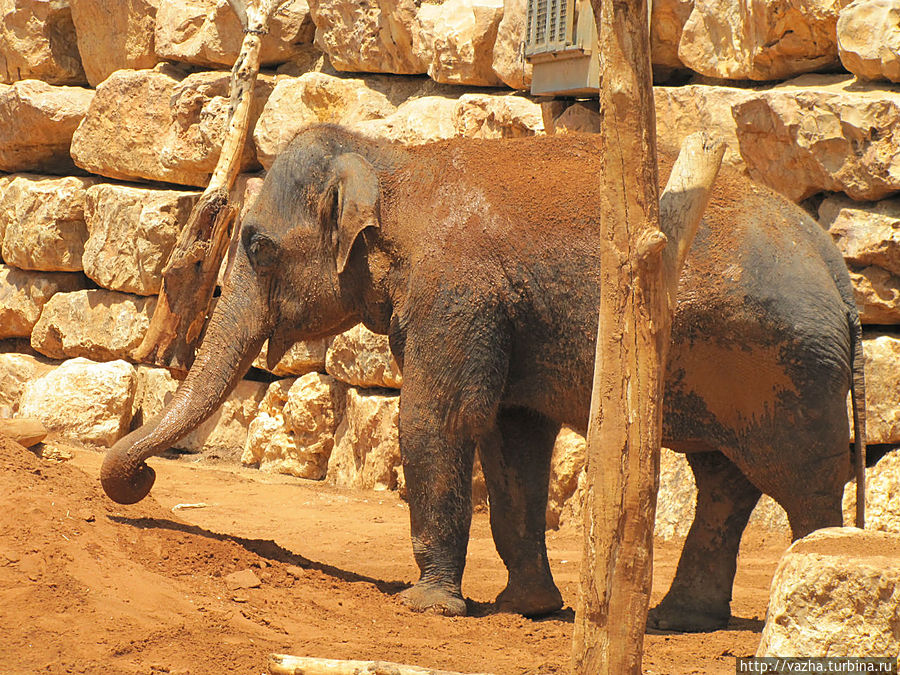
[849,310,867,529]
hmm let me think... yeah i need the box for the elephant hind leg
[480,407,563,617]
[648,450,761,632]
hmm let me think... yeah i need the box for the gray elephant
[101,125,866,632]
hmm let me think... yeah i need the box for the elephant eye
[242,226,278,270]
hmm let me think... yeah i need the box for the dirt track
[0,435,790,674]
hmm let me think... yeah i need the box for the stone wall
[1,0,900,538]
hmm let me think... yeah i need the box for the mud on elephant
[101,125,866,632]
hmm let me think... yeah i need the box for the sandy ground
[0,434,791,675]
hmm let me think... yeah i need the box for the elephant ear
[331,152,380,274]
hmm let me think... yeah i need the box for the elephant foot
[495,578,563,617]
[647,598,730,633]
[400,582,467,617]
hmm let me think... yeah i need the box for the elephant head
[101,126,400,504]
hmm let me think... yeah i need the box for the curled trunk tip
[101,433,157,504]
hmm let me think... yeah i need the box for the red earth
[0,433,790,674]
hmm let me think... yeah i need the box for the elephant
[101,124,866,632]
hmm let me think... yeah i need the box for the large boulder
[0,264,86,339]
[327,386,402,491]
[253,338,330,377]
[30,288,156,362]
[0,81,93,174]
[453,93,543,138]
[0,352,55,417]
[0,0,86,85]
[306,0,426,75]
[820,195,900,324]
[135,365,267,459]
[154,0,314,69]
[844,448,900,534]
[757,528,900,659]
[354,95,459,145]
[857,333,900,445]
[677,0,842,81]
[0,174,100,272]
[838,0,900,83]
[325,323,401,389]
[242,373,346,479]
[732,75,900,202]
[68,0,161,87]
[17,357,137,446]
[416,0,504,87]
[253,72,397,169]
[650,0,693,72]
[82,183,199,295]
[71,67,274,187]
[491,0,531,90]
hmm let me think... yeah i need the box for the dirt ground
[0,434,791,675]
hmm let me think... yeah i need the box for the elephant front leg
[480,407,563,617]
[397,394,480,616]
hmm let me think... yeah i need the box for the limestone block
[678,0,842,81]
[757,528,900,659]
[242,373,346,479]
[253,338,330,377]
[0,264,86,339]
[0,175,99,272]
[353,95,459,146]
[135,365,266,459]
[71,67,274,187]
[838,0,900,83]
[417,0,504,87]
[253,72,396,169]
[820,195,900,324]
[17,357,137,446]
[325,323,401,389]
[0,0,85,85]
[492,0,531,90]
[327,387,402,491]
[30,289,156,362]
[651,0,693,71]
[69,0,160,87]
[82,184,199,295]
[844,448,900,533]
[545,426,586,530]
[857,334,900,445]
[306,0,426,75]
[453,93,543,139]
[732,75,900,202]
[0,81,93,174]
[0,352,55,418]
[154,0,314,69]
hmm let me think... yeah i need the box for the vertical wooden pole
[134,0,285,372]
[571,0,725,670]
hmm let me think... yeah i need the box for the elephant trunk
[101,268,269,505]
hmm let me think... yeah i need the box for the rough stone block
[30,288,156,362]
[757,528,900,659]
[0,0,86,85]
[155,0,314,68]
[0,352,55,418]
[325,323,401,389]
[17,357,137,446]
[453,93,544,139]
[0,81,93,174]
[242,373,346,479]
[253,338,330,377]
[71,67,274,187]
[327,386,401,491]
[838,0,900,83]
[69,0,160,87]
[82,183,199,295]
[0,264,86,339]
[0,174,100,272]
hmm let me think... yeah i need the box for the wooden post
[571,0,726,671]
[268,654,494,675]
[134,0,285,372]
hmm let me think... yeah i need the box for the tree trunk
[134,0,284,373]
[571,0,726,671]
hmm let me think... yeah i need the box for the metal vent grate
[525,0,577,56]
